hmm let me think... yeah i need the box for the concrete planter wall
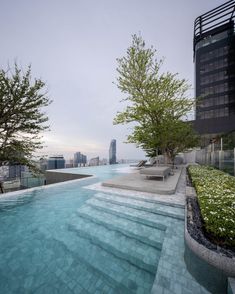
[185,186,235,277]
[185,185,235,293]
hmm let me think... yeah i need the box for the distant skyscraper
[65,159,74,168]
[89,157,99,166]
[74,152,87,167]
[109,139,117,164]
[47,155,65,170]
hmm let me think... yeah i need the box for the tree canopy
[0,64,52,172]
[114,35,198,162]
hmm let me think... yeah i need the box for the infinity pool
[0,165,212,293]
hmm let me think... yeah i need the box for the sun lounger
[130,160,147,167]
[143,158,157,167]
[140,166,171,181]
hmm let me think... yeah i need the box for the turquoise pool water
[0,164,213,293]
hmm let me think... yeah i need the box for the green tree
[0,64,52,173]
[113,34,198,163]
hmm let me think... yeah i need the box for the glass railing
[20,176,45,188]
[196,147,234,175]
[1,176,45,192]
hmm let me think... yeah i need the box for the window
[199,45,229,62]
[199,58,228,73]
[200,71,227,86]
[201,83,228,95]
[197,107,229,119]
[199,95,228,108]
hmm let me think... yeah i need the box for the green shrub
[188,165,235,247]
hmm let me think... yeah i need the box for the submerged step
[93,193,185,220]
[14,229,125,294]
[77,205,165,250]
[69,216,160,274]
[53,227,155,293]
[49,235,132,293]
[0,195,35,211]
[95,191,184,208]
[87,199,170,229]
[87,198,184,231]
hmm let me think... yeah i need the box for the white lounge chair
[140,166,171,181]
[130,160,147,168]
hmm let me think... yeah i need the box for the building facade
[74,152,87,167]
[65,159,74,168]
[193,0,235,143]
[39,158,48,172]
[8,165,26,179]
[109,139,117,165]
[47,156,65,170]
[89,157,99,166]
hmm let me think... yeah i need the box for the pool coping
[0,175,97,199]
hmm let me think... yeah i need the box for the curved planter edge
[184,193,235,278]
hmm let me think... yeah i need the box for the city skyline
[0,0,226,159]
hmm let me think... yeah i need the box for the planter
[184,182,235,293]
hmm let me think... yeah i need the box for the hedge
[188,165,235,248]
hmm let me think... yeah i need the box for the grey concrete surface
[45,171,91,185]
[102,168,182,195]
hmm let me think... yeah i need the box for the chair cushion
[140,166,171,176]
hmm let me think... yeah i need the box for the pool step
[53,229,155,293]
[95,191,184,208]
[93,193,185,220]
[68,216,160,275]
[49,235,132,293]
[0,195,35,211]
[87,199,183,230]
[77,205,165,250]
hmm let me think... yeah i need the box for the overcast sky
[0,0,226,160]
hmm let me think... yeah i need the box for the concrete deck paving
[101,167,183,195]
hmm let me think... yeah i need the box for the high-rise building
[100,158,108,165]
[47,155,65,170]
[89,157,99,166]
[65,159,74,168]
[39,158,48,172]
[193,0,235,144]
[74,152,87,167]
[8,165,26,179]
[109,139,117,164]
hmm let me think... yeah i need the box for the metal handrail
[193,0,235,56]
[194,1,235,24]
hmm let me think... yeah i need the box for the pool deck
[101,167,183,195]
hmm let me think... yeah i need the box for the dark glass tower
[47,156,65,170]
[194,0,235,141]
[109,139,117,165]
